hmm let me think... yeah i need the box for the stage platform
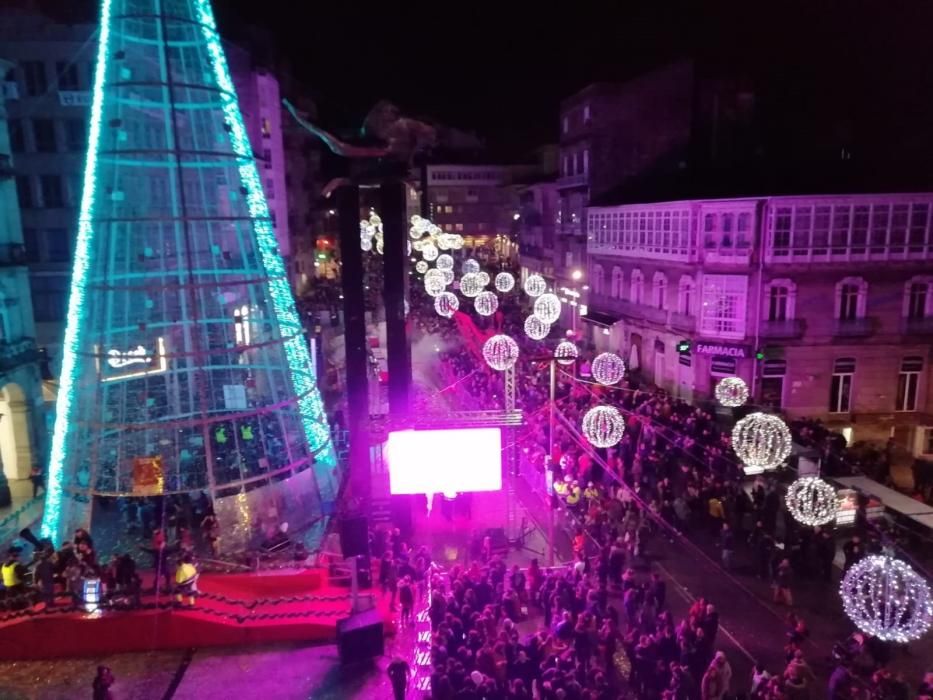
[0,568,393,660]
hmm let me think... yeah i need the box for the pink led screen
[385,427,503,496]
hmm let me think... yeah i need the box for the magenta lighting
[385,428,503,497]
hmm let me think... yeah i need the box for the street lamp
[571,269,583,282]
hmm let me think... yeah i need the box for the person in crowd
[398,575,414,627]
[174,552,198,607]
[387,656,411,700]
[30,465,44,499]
[92,666,115,700]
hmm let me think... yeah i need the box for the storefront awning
[581,310,620,328]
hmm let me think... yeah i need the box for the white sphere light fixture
[421,243,439,261]
[523,274,547,298]
[554,341,579,365]
[434,292,459,318]
[524,314,551,340]
[436,254,454,271]
[477,271,490,287]
[582,406,626,448]
[715,376,749,407]
[533,293,562,325]
[414,260,429,274]
[785,476,837,527]
[459,272,484,298]
[840,555,933,643]
[494,272,515,293]
[462,258,481,274]
[424,269,446,297]
[474,291,499,317]
[731,412,792,474]
[592,352,626,386]
[440,269,454,286]
[482,334,519,371]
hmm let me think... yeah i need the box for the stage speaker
[339,517,369,558]
[337,608,384,664]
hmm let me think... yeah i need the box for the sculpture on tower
[40,0,338,550]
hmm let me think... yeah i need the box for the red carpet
[0,568,394,660]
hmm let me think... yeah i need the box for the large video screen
[386,427,503,496]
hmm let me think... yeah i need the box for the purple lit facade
[587,193,933,457]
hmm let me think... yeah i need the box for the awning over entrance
[581,310,619,328]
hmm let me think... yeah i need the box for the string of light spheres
[715,376,749,408]
[731,412,792,474]
[592,352,626,386]
[785,476,837,527]
[582,405,626,448]
[482,334,519,371]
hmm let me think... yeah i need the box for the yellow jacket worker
[174,553,199,606]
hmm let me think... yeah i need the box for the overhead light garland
[785,476,837,527]
[554,340,578,366]
[715,376,749,407]
[494,272,515,293]
[482,334,519,371]
[424,269,446,297]
[523,274,547,298]
[434,291,459,318]
[524,314,551,340]
[460,272,484,298]
[582,405,625,448]
[731,412,791,474]
[840,555,933,643]
[534,293,562,325]
[436,254,454,271]
[592,352,626,386]
[474,291,498,317]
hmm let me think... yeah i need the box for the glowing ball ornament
[523,274,547,298]
[715,377,749,407]
[840,555,933,643]
[495,272,515,293]
[524,314,551,340]
[785,476,837,527]
[731,412,792,474]
[474,291,499,317]
[460,272,484,298]
[440,269,454,285]
[482,334,519,371]
[421,243,439,262]
[424,269,446,297]
[592,352,626,386]
[554,341,579,365]
[435,292,459,318]
[415,260,429,274]
[462,258,481,274]
[360,237,373,252]
[582,406,625,448]
[436,254,454,271]
[477,271,490,287]
[534,293,562,324]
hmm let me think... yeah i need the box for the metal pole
[547,358,556,566]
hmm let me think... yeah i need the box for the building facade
[0,58,45,481]
[587,193,933,457]
[0,10,288,374]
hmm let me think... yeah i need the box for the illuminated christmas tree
[40,0,337,548]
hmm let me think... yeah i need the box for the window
[761,360,786,409]
[765,279,796,322]
[829,357,855,413]
[45,228,70,262]
[262,148,271,169]
[582,149,589,175]
[22,61,47,96]
[610,267,623,298]
[40,175,64,208]
[699,274,748,339]
[904,277,932,319]
[22,228,40,262]
[261,117,271,138]
[630,269,644,305]
[8,119,24,152]
[265,178,274,199]
[233,305,251,345]
[652,272,667,310]
[835,277,867,321]
[56,62,79,90]
[30,274,69,322]
[562,116,568,134]
[925,428,933,455]
[678,276,695,315]
[32,119,56,152]
[64,119,86,152]
[583,104,591,123]
[444,205,453,214]
[15,176,33,209]
[455,223,464,231]
[591,265,605,295]
[896,357,923,412]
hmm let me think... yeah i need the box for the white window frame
[896,357,923,412]
[903,276,933,318]
[591,264,605,295]
[698,274,748,340]
[652,272,668,310]
[630,269,644,305]
[764,278,797,322]
[678,275,695,315]
[834,276,868,321]
[610,267,623,298]
[829,359,855,414]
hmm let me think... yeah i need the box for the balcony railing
[760,318,805,339]
[557,173,588,189]
[589,294,700,332]
[0,338,39,373]
[832,317,874,338]
[901,316,933,335]
[670,312,696,333]
[642,306,669,325]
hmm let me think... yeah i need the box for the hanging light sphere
[840,555,933,643]
[477,271,490,287]
[582,406,626,448]
[440,269,455,286]
[421,243,439,261]
[554,341,579,365]
[435,291,459,318]
[424,269,446,297]
[786,476,837,527]
[523,274,547,298]
[524,314,551,340]
[592,352,626,386]
[462,258,481,274]
[414,260,429,274]
[495,272,515,293]
[459,272,484,298]
[474,291,499,317]
[436,254,454,271]
[534,293,562,325]
[715,376,749,407]
[482,334,519,371]
[360,237,373,252]
[731,412,792,474]
[434,292,459,318]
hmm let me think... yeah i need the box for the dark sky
[25,0,933,160]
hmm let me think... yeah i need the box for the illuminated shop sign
[96,337,167,382]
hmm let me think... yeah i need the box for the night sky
[18,0,933,161]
